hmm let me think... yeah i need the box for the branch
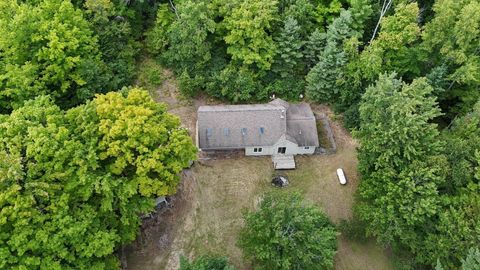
[169,0,180,20]
[369,0,393,44]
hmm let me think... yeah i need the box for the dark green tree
[306,1,372,106]
[303,29,327,69]
[272,17,304,78]
[180,255,235,270]
[84,0,139,91]
[207,65,260,103]
[422,0,480,117]
[355,74,446,264]
[306,42,347,103]
[238,192,337,270]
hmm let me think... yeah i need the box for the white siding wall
[245,135,316,156]
[273,138,299,155]
[294,146,316,155]
[245,146,274,156]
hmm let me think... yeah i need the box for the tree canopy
[0,89,196,269]
[1,0,479,268]
[238,192,337,270]
[0,0,108,112]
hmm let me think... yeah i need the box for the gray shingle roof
[197,99,318,149]
[286,103,319,147]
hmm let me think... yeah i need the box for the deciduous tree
[238,192,337,270]
[0,88,197,269]
[355,74,446,264]
[0,0,107,112]
[223,0,278,70]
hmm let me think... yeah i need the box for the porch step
[272,155,296,170]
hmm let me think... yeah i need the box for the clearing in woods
[124,68,394,270]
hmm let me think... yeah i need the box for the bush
[238,192,337,270]
[338,218,367,242]
[180,255,235,270]
[342,103,360,131]
[136,59,164,94]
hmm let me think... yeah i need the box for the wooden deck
[272,155,296,169]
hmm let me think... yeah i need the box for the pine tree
[272,16,304,77]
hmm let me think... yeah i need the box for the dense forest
[0,0,479,269]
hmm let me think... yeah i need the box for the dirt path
[124,71,393,270]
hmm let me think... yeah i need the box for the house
[196,99,319,169]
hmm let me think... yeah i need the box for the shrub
[180,255,235,270]
[338,218,367,242]
[136,59,164,95]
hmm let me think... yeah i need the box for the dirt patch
[123,169,197,270]
[311,104,359,151]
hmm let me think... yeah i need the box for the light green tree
[422,0,480,115]
[359,3,424,82]
[0,0,107,112]
[223,0,278,70]
[0,88,197,269]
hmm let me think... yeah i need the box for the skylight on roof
[224,128,230,136]
[241,128,247,136]
[206,128,212,137]
[259,127,265,134]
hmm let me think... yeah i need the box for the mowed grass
[127,145,394,269]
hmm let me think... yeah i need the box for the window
[277,147,286,154]
[223,128,230,136]
[241,128,247,136]
[206,128,212,137]
[259,127,265,134]
[253,147,263,153]
[304,147,310,150]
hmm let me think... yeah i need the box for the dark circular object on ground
[271,176,289,187]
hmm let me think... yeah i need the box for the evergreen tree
[305,42,346,103]
[303,29,327,69]
[272,17,304,78]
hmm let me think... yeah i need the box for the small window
[259,127,265,134]
[304,147,310,150]
[206,128,213,137]
[253,148,258,153]
[241,128,247,136]
[223,128,230,136]
[258,147,263,152]
[253,147,263,153]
